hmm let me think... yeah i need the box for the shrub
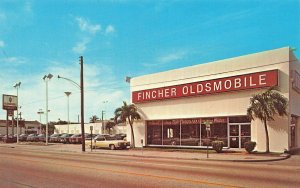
[244,141,256,153]
[212,140,224,153]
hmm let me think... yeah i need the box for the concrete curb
[85,150,291,162]
[0,143,291,162]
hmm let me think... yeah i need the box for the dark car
[49,133,63,143]
[26,134,38,142]
[34,134,46,142]
[58,133,73,144]
[69,133,96,144]
[114,133,127,140]
[69,134,82,144]
[2,134,17,143]
[19,134,28,142]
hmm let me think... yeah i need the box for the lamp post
[43,73,53,145]
[102,101,108,133]
[13,82,21,144]
[64,92,72,134]
[37,109,44,134]
[58,56,85,152]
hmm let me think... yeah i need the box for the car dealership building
[128,47,300,152]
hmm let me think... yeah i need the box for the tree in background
[114,101,141,148]
[105,121,116,134]
[247,87,288,153]
[90,115,99,123]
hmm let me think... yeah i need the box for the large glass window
[147,120,162,145]
[146,117,230,148]
[181,119,201,146]
[163,120,180,145]
[201,118,227,146]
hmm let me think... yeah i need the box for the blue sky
[0,0,299,123]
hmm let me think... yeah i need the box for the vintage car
[86,134,130,150]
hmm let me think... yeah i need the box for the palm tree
[247,87,288,153]
[114,101,141,148]
[90,115,99,123]
[105,121,116,134]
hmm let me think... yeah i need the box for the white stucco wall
[54,123,127,135]
[130,47,296,152]
[289,50,300,148]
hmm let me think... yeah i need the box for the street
[0,146,299,188]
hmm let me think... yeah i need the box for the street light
[102,101,108,133]
[64,92,72,134]
[43,73,53,145]
[13,81,21,144]
[58,56,85,152]
[37,109,44,134]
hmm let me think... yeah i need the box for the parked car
[26,134,38,142]
[19,134,28,142]
[2,134,17,143]
[34,134,46,142]
[58,133,73,144]
[69,133,97,144]
[69,134,82,144]
[114,133,127,140]
[86,134,130,150]
[49,133,63,143]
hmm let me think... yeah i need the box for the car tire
[110,144,116,150]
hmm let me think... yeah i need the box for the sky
[0,0,299,124]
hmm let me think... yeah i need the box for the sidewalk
[0,143,290,162]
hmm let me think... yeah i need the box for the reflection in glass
[147,121,162,145]
[181,124,200,146]
[163,120,180,145]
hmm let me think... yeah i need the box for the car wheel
[110,144,116,150]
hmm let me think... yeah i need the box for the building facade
[0,120,41,135]
[54,122,127,135]
[129,47,300,152]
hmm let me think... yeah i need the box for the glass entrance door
[229,124,251,148]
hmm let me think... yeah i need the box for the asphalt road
[0,147,299,188]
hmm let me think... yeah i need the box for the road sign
[7,110,14,116]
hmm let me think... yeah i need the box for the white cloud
[0,40,4,48]
[143,51,187,67]
[1,57,27,65]
[76,17,101,34]
[158,51,186,63]
[105,25,115,34]
[72,38,90,54]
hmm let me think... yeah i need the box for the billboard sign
[2,94,17,110]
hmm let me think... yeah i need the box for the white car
[86,134,130,150]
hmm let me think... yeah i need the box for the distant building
[54,121,126,135]
[0,119,41,135]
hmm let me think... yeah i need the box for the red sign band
[132,69,278,103]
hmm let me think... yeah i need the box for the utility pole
[80,56,85,152]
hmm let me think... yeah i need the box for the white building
[129,47,300,152]
[54,122,127,135]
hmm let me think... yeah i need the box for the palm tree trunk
[263,118,270,153]
[130,123,135,148]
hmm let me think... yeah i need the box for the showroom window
[147,120,162,145]
[181,118,201,146]
[162,120,180,145]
